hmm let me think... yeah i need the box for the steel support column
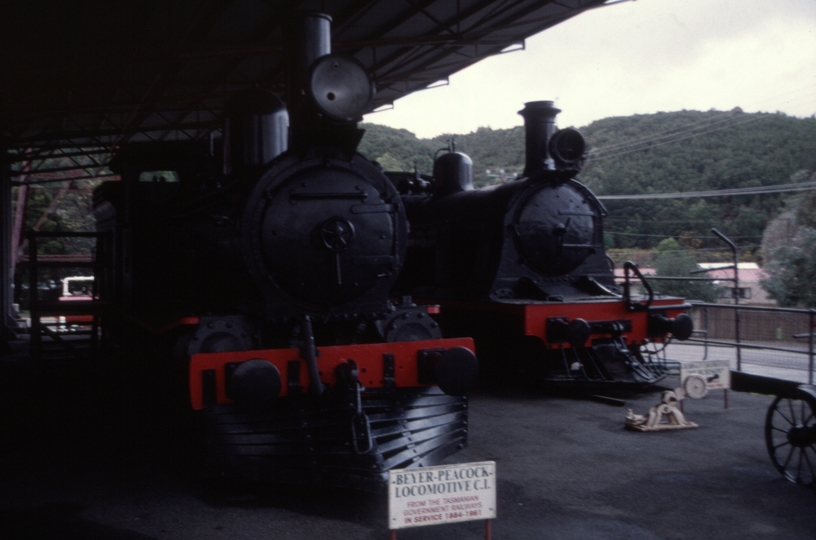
[0,139,15,339]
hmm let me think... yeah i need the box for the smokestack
[286,12,332,149]
[518,100,560,177]
[284,12,373,156]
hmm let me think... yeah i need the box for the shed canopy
[1,0,609,177]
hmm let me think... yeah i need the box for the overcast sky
[363,0,816,138]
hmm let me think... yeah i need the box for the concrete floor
[1,357,814,540]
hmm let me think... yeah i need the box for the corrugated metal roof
[0,0,609,178]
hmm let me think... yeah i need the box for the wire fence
[667,303,816,386]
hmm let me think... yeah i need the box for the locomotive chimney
[284,12,373,156]
[519,100,560,176]
[286,12,332,148]
[222,89,288,176]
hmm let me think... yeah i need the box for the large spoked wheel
[764,388,816,485]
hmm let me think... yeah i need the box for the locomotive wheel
[764,388,816,485]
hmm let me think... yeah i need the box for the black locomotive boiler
[93,13,477,490]
[393,101,693,390]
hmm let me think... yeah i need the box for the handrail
[691,302,811,314]
[622,261,653,312]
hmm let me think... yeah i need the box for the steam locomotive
[393,101,693,391]
[92,13,477,490]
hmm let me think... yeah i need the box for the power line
[587,114,765,162]
[589,111,746,155]
[596,180,816,200]
[586,82,816,157]
[606,231,761,240]
[605,218,765,224]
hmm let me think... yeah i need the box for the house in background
[697,262,773,306]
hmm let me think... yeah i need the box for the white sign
[680,360,730,390]
[388,461,496,530]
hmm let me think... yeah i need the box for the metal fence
[668,303,816,386]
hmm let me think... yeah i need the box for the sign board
[680,360,730,390]
[388,461,496,530]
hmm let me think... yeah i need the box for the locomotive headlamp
[548,128,586,170]
[307,53,374,122]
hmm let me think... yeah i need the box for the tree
[759,181,816,307]
[359,111,816,250]
[760,227,816,307]
[371,153,404,171]
[653,239,720,302]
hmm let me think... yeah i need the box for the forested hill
[359,110,816,254]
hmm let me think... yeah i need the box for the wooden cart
[731,371,816,486]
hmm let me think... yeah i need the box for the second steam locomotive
[93,13,477,490]
[393,101,693,391]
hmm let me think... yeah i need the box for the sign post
[388,461,496,538]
